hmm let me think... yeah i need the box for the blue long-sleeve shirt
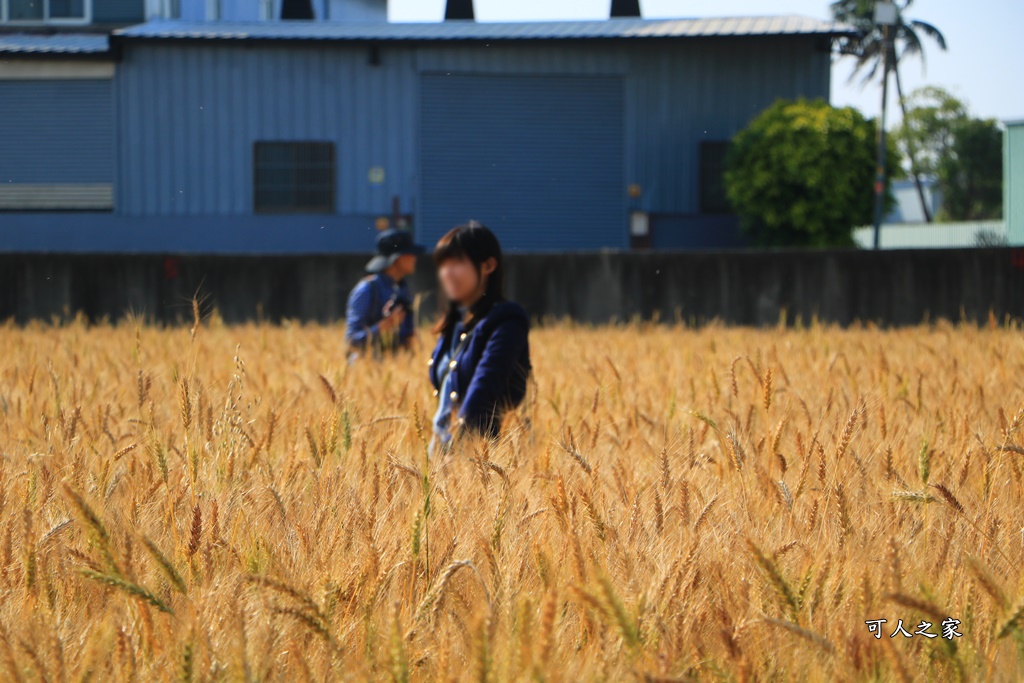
[345,272,415,350]
[428,300,531,441]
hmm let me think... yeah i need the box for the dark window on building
[699,141,732,214]
[254,142,335,214]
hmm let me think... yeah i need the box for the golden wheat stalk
[761,615,834,654]
[746,538,801,620]
[62,484,122,576]
[996,596,1024,639]
[141,536,187,595]
[78,568,172,613]
[414,559,474,623]
[886,593,947,622]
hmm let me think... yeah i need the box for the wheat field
[0,311,1023,682]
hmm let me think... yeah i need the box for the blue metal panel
[115,16,853,42]
[0,33,107,53]
[217,0,267,20]
[112,35,831,252]
[172,0,268,21]
[327,0,386,23]
[413,43,628,75]
[0,80,113,184]
[93,0,144,23]
[627,37,830,214]
[0,213,380,253]
[650,214,745,249]
[419,73,626,250]
[115,43,419,217]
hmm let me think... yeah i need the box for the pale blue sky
[388,0,1024,124]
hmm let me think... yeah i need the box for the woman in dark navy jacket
[428,222,531,450]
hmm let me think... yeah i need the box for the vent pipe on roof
[281,0,315,19]
[444,0,474,21]
[610,0,641,18]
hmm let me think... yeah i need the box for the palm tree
[831,0,946,222]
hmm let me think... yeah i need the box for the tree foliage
[894,87,1003,221]
[893,86,968,176]
[831,0,947,222]
[938,117,1003,221]
[831,0,946,84]
[724,98,895,248]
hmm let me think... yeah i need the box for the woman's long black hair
[432,221,505,337]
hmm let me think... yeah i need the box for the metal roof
[114,16,852,44]
[0,32,109,54]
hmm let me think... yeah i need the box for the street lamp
[872,2,898,249]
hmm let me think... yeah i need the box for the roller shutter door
[0,80,112,183]
[0,79,113,209]
[419,73,625,250]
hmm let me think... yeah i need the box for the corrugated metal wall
[411,38,829,216]
[1006,124,1024,246]
[852,220,1007,249]
[93,0,145,23]
[419,73,626,250]
[0,214,377,253]
[0,80,113,184]
[113,36,829,248]
[628,38,830,215]
[176,0,282,21]
[116,43,418,216]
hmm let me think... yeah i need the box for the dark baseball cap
[365,228,427,274]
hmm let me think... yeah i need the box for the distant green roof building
[1006,120,1024,245]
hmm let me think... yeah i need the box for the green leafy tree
[894,87,1003,221]
[724,99,896,248]
[831,0,947,222]
[938,118,1003,221]
[893,86,968,177]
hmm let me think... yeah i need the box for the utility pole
[872,2,898,249]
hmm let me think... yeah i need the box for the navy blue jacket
[429,300,531,439]
[345,273,415,351]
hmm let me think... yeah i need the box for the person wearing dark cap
[345,228,426,356]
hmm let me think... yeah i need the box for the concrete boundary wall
[2,248,1023,326]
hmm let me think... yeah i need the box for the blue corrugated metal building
[1,14,849,252]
